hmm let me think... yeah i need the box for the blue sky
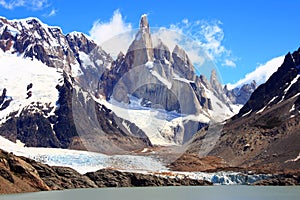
[1,0,300,86]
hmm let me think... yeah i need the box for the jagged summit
[235,48,300,119]
[140,14,150,31]
[0,15,239,148]
[126,14,154,67]
[98,15,238,144]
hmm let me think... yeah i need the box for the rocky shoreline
[1,149,300,194]
[0,149,211,194]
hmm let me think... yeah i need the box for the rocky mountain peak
[66,32,97,55]
[153,39,171,62]
[210,69,217,79]
[140,14,150,32]
[235,48,300,118]
[126,15,154,68]
[224,80,257,105]
[172,45,195,80]
[117,51,125,60]
[210,69,228,104]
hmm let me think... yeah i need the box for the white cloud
[226,56,285,89]
[89,9,133,58]
[0,0,24,9]
[152,19,235,68]
[182,18,188,24]
[43,8,57,17]
[0,0,49,10]
[152,27,207,67]
[199,21,226,59]
[89,11,234,69]
[222,59,236,67]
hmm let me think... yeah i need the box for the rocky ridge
[0,17,112,91]
[98,15,238,144]
[0,15,251,148]
[0,16,153,152]
[173,48,300,173]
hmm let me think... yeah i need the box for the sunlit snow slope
[0,50,63,123]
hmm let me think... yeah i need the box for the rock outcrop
[86,169,211,187]
[235,48,300,118]
[98,15,203,115]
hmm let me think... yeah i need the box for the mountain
[176,48,300,173]
[0,15,242,152]
[0,17,113,91]
[0,17,152,153]
[98,15,238,145]
[224,80,257,105]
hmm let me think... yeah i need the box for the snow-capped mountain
[0,17,112,91]
[224,80,257,105]
[98,15,239,145]
[0,15,240,151]
[0,17,152,153]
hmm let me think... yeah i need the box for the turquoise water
[1,186,299,200]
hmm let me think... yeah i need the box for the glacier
[0,135,273,185]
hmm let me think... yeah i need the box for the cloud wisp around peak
[89,10,236,69]
[89,9,133,57]
[226,56,285,89]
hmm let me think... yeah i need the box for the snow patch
[78,51,96,69]
[173,76,194,83]
[289,104,295,113]
[203,85,235,121]
[285,152,300,163]
[0,24,20,37]
[284,74,300,94]
[0,51,62,123]
[71,62,83,77]
[151,71,172,89]
[256,106,267,114]
[15,139,25,147]
[94,96,183,145]
[145,61,154,69]
[96,59,104,66]
[242,109,252,117]
[268,96,278,105]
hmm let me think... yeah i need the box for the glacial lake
[1,186,299,200]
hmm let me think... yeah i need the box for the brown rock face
[86,169,212,187]
[0,149,50,194]
[167,153,229,172]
